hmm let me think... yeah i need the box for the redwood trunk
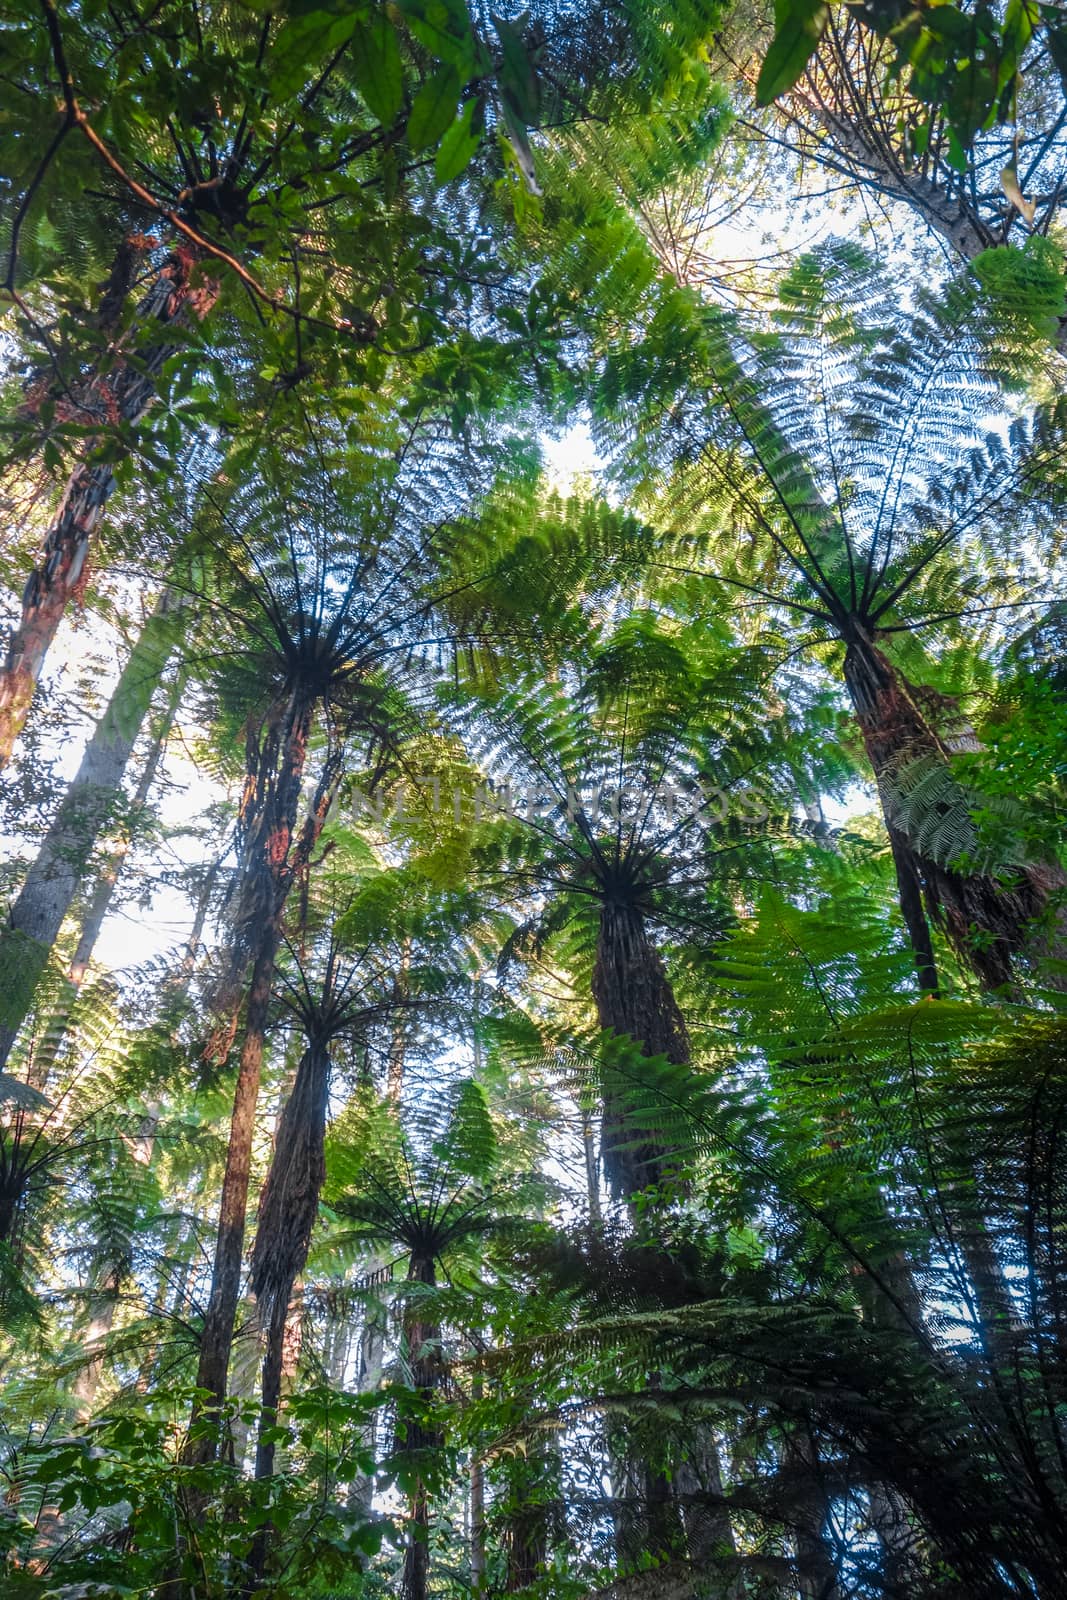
[0,247,215,766]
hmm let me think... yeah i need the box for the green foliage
[3,5,1067,1597]
[971,234,1067,349]
[757,0,831,104]
[0,1385,385,1596]
[757,0,1067,154]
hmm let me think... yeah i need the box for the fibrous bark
[190,688,320,1437]
[251,1038,330,1485]
[194,930,281,1417]
[842,631,1061,992]
[401,1252,444,1600]
[592,901,690,1200]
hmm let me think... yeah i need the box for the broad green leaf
[407,64,461,150]
[493,10,539,124]
[350,13,405,126]
[269,11,359,98]
[1042,9,1067,87]
[756,0,831,105]
[435,95,481,181]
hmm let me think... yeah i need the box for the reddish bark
[187,691,334,1475]
[194,931,280,1416]
[0,246,217,767]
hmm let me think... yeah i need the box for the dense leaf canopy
[1,2,1066,1598]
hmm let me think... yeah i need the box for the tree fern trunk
[193,927,280,1422]
[250,1037,330,1493]
[0,588,180,1072]
[592,901,689,1200]
[842,632,1057,992]
[189,688,318,1449]
[0,249,215,767]
[593,902,735,1575]
[401,1252,443,1600]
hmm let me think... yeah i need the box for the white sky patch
[541,417,600,495]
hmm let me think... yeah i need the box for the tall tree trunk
[19,668,182,1095]
[250,1038,330,1487]
[349,1291,388,1516]
[784,1432,843,1600]
[71,1261,123,1418]
[245,1286,298,1586]
[798,95,996,260]
[0,247,216,767]
[386,939,411,1102]
[470,1370,487,1596]
[849,1263,928,1588]
[187,686,320,1452]
[592,901,690,1201]
[193,928,280,1423]
[351,1022,410,1516]
[841,631,1059,992]
[956,1217,1026,1372]
[226,1295,262,1474]
[675,1432,742,1596]
[0,589,180,1070]
[581,1106,602,1224]
[592,901,733,1575]
[68,664,182,987]
[401,1252,443,1600]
